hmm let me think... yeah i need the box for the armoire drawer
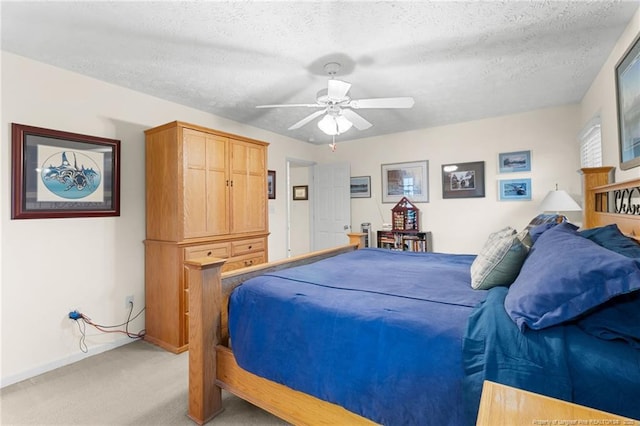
[184,242,230,260]
[225,253,265,270]
[231,238,265,256]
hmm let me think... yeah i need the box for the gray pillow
[470,227,529,290]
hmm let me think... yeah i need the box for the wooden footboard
[215,346,376,425]
[185,233,368,425]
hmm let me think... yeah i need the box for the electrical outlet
[125,295,134,309]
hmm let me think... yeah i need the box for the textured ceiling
[2,1,639,145]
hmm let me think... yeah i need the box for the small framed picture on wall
[293,185,308,200]
[267,170,276,199]
[350,176,371,198]
[498,150,531,173]
[441,161,485,199]
[498,178,532,201]
[381,160,429,203]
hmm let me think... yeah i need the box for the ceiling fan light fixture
[318,114,353,135]
[336,114,353,132]
[258,60,414,136]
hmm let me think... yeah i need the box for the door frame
[286,157,315,258]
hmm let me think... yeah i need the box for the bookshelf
[377,230,432,252]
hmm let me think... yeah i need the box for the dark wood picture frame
[293,185,308,201]
[267,170,276,199]
[11,123,121,219]
[616,33,640,170]
[441,161,485,199]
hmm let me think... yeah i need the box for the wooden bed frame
[185,166,640,425]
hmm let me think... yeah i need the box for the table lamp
[539,184,582,218]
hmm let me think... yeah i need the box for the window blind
[579,117,602,168]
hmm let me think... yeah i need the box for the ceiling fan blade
[327,79,351,99]
[341,109,372,130]
[348,97,415,109]
[288,109,327,130]
[256,103,323,108]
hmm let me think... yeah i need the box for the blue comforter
[229,248,487,425]
[463,286,640,421]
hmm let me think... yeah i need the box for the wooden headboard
[581,167,640,239]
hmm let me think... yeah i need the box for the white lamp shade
[539,189,582,213]
[317,114,353,135]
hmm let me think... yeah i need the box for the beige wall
[314,104,582,254]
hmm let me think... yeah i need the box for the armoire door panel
[230,140,267,234]
[183,129,208,238]
[206,134,230,235]
[184,168,207,238]
[207,168,229,235]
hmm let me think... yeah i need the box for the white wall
[0,52,316,386]
[581,7,640,182]
[314,105,582,254]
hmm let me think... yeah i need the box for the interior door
[312,162,351,251]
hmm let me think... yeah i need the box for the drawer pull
[248,245,252,249]
[245,260,254,266]
[207,251,212,256]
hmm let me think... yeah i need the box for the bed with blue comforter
[229,248,486,425]
[228,223,640,425]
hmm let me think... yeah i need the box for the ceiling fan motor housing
[317,89,350,105]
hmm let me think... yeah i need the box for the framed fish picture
[11,123,120,219]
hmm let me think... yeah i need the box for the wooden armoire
[144,121,269,353]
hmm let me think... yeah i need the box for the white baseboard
[0,337,134,388]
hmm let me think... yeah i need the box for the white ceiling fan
[256,62,415,136]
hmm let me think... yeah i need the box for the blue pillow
[580,224,640,258]
[504,222,640,331]
[577,292,640,349]
[529,222,577,244]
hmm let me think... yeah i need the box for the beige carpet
[1,340,288,425]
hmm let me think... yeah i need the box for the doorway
[286,159,352,257]
[286,158,314,257]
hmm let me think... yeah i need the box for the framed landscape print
[498,178,532,201]
[441,161,485,199]
[350,176,371,198]
[498,150,531,173]
[616,34,640,170]
[11,123,120,219]
[381,160,429,203]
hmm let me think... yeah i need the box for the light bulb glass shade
[335,115,353,133]
[318,114,338,135]
[317,114,353,135]
[539,189,582,213]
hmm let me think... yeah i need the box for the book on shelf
[377,229,432,252]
